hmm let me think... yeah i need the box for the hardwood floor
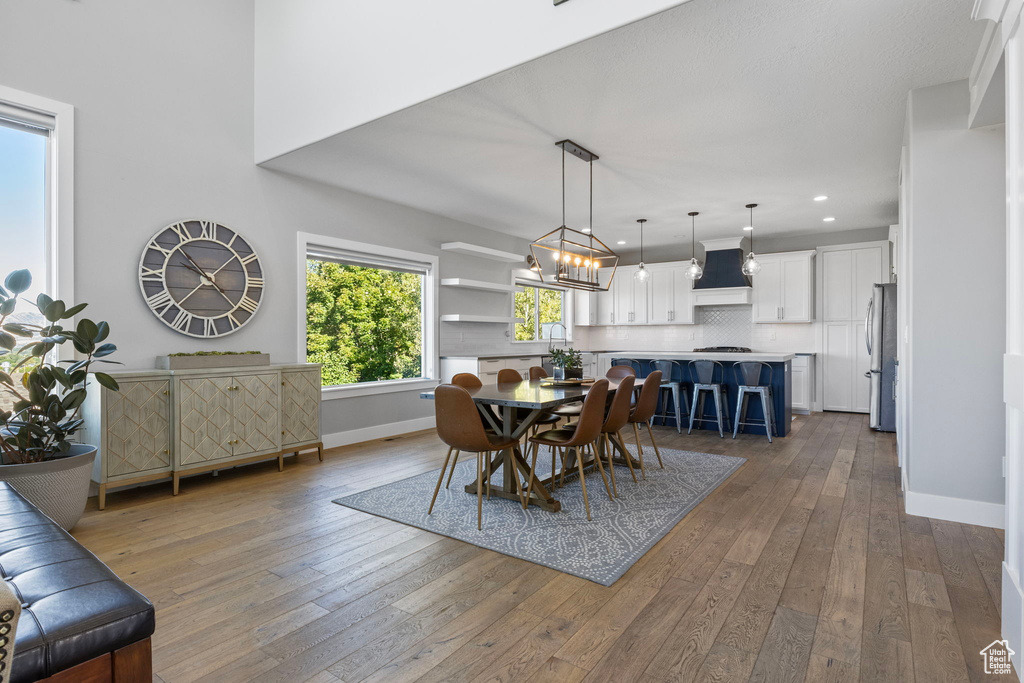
[72,412,1016,683]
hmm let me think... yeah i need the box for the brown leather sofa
[0,482,154,682]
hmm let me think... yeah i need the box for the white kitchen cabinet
[649,265,673,324]
[574,290,596,326]
[751,251,814,323]
[819,242,886,413]
[649,264,695,324]
[821,245,883,321]
[822,320,871,413]
[611,266,648,324]
[791,354,814,413]
[596,283,615,325]
[439,355,545,383]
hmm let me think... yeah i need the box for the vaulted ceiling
[262,0,983,254]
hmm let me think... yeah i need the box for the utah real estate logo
[980,639,1015,675]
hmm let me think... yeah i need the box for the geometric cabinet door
[104,379,171,477]
[281,368,320,449]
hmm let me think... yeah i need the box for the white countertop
[596,351,796,362]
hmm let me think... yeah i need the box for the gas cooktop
[693,346,753,353]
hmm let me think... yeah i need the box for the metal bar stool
[650,360,689,434]
[687,360,731,438]
[732,361,777,443]
[611,358,643,379]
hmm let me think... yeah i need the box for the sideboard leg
[317,443,324,462]
[277,453,284,472]
[98,484,106,511]
[172,472,179,496]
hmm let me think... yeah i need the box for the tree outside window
[305,260,424,386]
[514,285,565,342]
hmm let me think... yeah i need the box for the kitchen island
[595,351,795,437]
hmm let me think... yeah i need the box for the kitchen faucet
[548,322,568,347]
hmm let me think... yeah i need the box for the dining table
[420,378,639,512]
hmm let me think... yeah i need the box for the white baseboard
[1004,563,1023,675]
[904,488,1005,528]
[323,416,436,450]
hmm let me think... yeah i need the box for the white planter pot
[0,445,96,530]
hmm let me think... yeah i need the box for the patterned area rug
[333,444,744,585]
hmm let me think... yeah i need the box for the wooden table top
[420,378,619,409]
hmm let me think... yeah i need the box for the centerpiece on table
[548,347,583,380]
[0,269,119,529]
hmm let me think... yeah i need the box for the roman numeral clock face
[138,220,264,337]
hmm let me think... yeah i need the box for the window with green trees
[514,285,566,342]
[305,259,425,387]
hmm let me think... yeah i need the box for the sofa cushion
[0,482,154,682]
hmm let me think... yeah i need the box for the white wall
[903,79,1006,524]
[254,0,690,162]
[0,0,544,442]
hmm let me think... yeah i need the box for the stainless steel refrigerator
[866,283,897,431]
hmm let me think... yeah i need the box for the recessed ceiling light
[823,216,836,222]
[581,227,591,233]
[617,240,626,245]
[742,225,753,231]
[814,195,829,202]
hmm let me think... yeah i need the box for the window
[0,90,73,413]
[514,284,567,342]
[298,234,437,397]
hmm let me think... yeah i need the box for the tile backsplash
[573,305,816,354]
[701,306,754,348]
[440,305,817,357]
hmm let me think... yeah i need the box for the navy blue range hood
[692,245,752,290]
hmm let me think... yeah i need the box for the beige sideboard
[83,363,322,509]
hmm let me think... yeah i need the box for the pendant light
[528,140,619,292]
[684,211,704,280]
[741,203,762,276]
[634,219,650,282]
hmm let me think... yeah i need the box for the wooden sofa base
[38,637,151,683]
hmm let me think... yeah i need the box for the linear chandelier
[527,140,619,292]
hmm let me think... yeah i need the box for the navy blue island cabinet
[605,353,794,437]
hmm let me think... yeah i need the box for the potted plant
[0,269,119,530]
[548,347,583,380]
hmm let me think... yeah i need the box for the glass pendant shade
[684,257,703,281]
[742,204,761,276]
[742,252,762,276]
[634,263,650,282]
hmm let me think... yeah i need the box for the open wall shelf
[441,242,524,263]
[440,314,524,324]
[441,278,523,293]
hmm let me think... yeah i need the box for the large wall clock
[138,219,264,338]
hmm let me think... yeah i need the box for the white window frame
[510,276,573,343]
[0,86,75,359]
[296,232,439,399]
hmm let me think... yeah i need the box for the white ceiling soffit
[262,0,984,252]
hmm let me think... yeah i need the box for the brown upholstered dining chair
[495,367,560,435]
[451,372,483,389]
[598,374,639,490]
[496,368,523,383]
[446,372,495,487]
[526,379,610,520]
[629,370,665,470]
[606,365,636,380]
[528,366,547,381]
[429,384,522,529]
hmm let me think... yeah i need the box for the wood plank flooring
[71,412,1016,682]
